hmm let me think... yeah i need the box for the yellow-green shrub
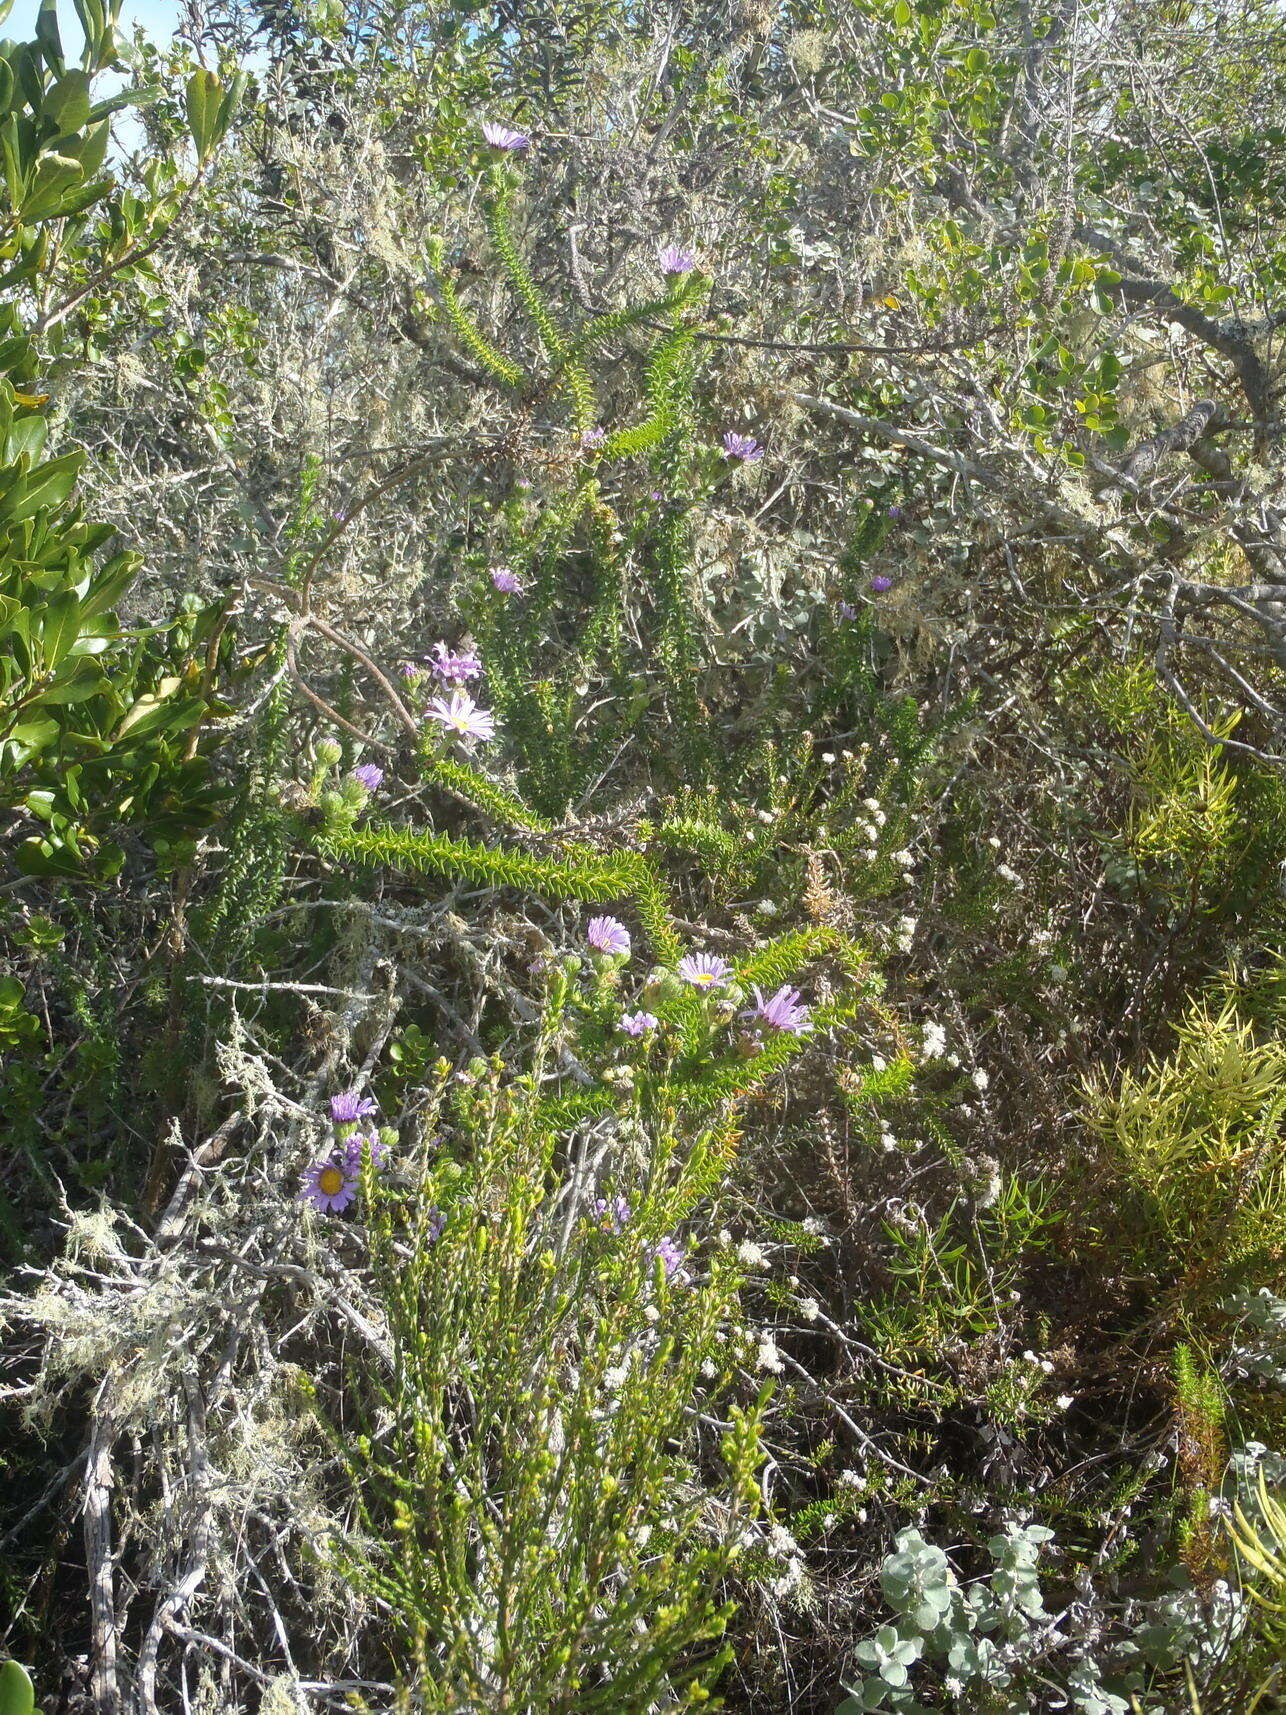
[1086,998,1286,1303]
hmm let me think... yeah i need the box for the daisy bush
[324,1030,767,1711]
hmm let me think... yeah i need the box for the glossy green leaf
[1,451,81,520]
[46,68,90,130]
[36,589,81,666]
[0,1659,36,1715]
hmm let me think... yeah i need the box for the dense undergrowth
[2,0,1286,1711]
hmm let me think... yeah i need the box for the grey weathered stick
[84,1379,121,1715]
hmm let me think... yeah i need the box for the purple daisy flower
[399,661,422,680]
[594,1194,631,1232]
[652,1236,686,1280]
[722,431,764,463]
[580,426,607,450]
[749,984,813,1035]
[620,1009,659,1036]
[649,489,665,501]
[427,689,497,744]
[887,504,904,519]
[342,1130,390,1172]
[677,952,733,990]
[429,641,483,682]
[301,1156,359,1215]
[659,244,697,275]
[330,1090,378,1123]
[490,565,525,594]
[426,1206,446,1242]
[837,600,859,620]
[869,575,893,594]
[482,120,530,151]
[351,763,384,791]
[587,914,631,957]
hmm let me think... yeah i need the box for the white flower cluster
[604,1349,638,1391]
[922,1019,947,1058]
[895,913,917,952]
[854,797,887,859]
[755,1334,783,1373]
[770,1555,805,1598]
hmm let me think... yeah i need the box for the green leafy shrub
[0,0,240,873]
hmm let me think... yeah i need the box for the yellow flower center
[319,1165,345,1196]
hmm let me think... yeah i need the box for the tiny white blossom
[800,1297,820,1322]
[972,1068,990,1091]
[756,899,778,916]
[755,1336,783,1373]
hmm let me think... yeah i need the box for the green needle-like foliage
[322,1050,764,1713]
